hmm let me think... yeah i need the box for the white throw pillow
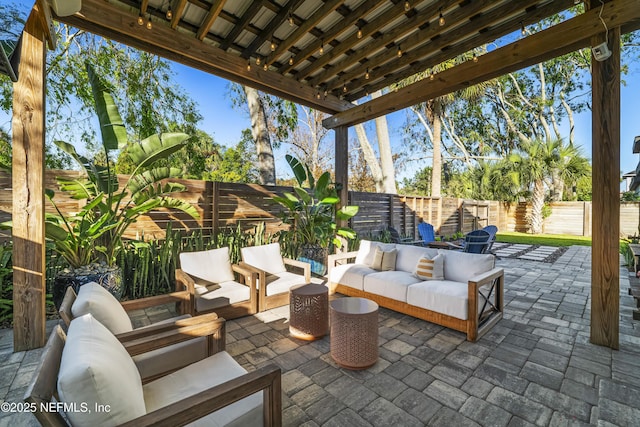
[414,254,445,280]
[58,313,146,426]
[241,242,287,274]
[179,247,235,284]
[72,282,133,335]
[371,247,397,271]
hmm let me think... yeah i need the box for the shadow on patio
[2,246,640,426]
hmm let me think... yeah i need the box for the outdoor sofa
[328,240,504,341]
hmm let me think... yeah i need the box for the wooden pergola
[11,0,640,350]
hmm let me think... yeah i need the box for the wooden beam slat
[324,0,640,129]
[344,0,575,100]
[170,0,188,29]
[277,0,388,74]
[308,0,466,88]
[264,0,344,66]
[12,8,47,351]
[291,0,412,80]
[218,0,266,51]
[241,0,306,59]
[58,0,352,114]
[196,0,227,41]
[35,0,56,50]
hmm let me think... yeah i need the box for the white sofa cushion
[363,271,422,302]
[329,263,376,291]
[414,254,445,280]
[264,271,306,296]
[180,247,235,284]
[355,240,396,266]
[439,250,495,283]
[241,243,287,275]
[72,282,133,335]
[195,280,251,312]
[58,313,146,426]
[143,351,263,427]
[407,280,470,320]
[395,244,439,273]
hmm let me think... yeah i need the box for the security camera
[592,42,612,62]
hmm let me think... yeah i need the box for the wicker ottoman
[289,283,328,340]
[330,297,379,369]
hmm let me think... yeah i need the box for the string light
[473,52,478,62]
[404,1,410,11]
[319,40,324,55]
[357,28,363,39]
[256,57,261,66]
[263,63,268,71]
[439,9,445,26]
[146,18,153,30]
[343,84,347,93]
[288,12,294,26]
[289,56,294,66]
[429,70,434,80]
[365,68,370,80]
[137,15,144,25]
[397,46,402,58]
[247,61,251,71]
[521,21,526,36]
[166,6,172,20]
[324,89,328,97]
[270,40,276,51]
[316,91,321,100]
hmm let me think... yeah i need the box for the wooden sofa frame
[175,263,259,319]
[25,317,282,427]
[328,251,504,341]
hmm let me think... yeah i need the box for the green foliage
[273,155,359,250]
[496,231,591,247]
[41,63,199,268]
[620,239,635,268]
[621,191,640,202]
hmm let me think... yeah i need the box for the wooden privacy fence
[0,170,638,241]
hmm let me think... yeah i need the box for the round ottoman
[330,297,379,369]
[289,283,328,340]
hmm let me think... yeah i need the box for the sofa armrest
[328,250,358,269]
[119,364,282,427]
[121,314,226,357]
[467,267,504,341]
[283,258,311,282]
[468,267,504,288]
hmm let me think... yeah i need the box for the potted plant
[44,63,199,307]
[272,155,358,275]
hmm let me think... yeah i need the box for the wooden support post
[12,10,47,350]
[335,126,348,252]
[590,20,620,349]
[210,181,219,237]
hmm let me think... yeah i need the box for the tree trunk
[530,179,545,234]
[243,86,275,185]
[371,90,397,194]
[354,123,384,192]
[426,100,443,198]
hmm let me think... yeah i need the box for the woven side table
[330,297,379,369]
[289,283,328,340]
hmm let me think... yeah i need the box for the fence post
[211,181,219,238]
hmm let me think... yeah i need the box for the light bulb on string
[270,40,276,51]
[343,84,347,93]
[289,56,294,66]
[357,28,363,39]
[521,21,526,36]
[365,68,370,80]
[146,18,153,30]
[397,46,402,58]
[166,7,172,20]
[263,63,268,71]
[256,57,261,66]
[319,40,324,55]
[247,61,251,71]
[473,52,478,62]
[288,13,294,26]
[137,15,144,25]
[404,1,410,11]
[439,9,445,26]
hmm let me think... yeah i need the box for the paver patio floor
[1,245,640,426]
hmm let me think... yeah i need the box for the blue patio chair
[462,229,491,254]
[482,225,498,252]
[417,222,436,245]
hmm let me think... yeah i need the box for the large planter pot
[298,245,328,276]
[52,263,123,310]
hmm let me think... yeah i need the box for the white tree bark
[354,123,384,192]
[371,90,397,194]
[243,86,275,185]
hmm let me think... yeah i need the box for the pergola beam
[56,0,352,115]
[323,0,640,129]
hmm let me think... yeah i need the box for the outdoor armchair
[483,225,498,253]
[449,229,491,254]
[59,282,210,381]
[240,242,311,312]
[177,246,259,319]
[25,314,282,427]
[417,222,436,246]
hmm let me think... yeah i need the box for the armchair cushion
[195,280,252,312]
[241,242,287,274]
[71,282,133,335]
[58,313,146,426]
[180,247,235,284]
[264,271,307,296]
[143,351,263,427]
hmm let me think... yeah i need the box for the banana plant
[272,155,359,249]
[43,62,199,268]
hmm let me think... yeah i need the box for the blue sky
[171,59,640,182]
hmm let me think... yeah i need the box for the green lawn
[496,231,592,247]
